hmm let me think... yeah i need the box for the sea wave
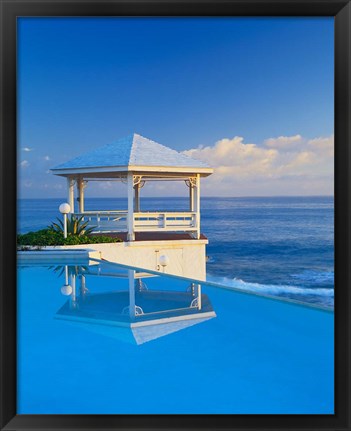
[206,275,334,297]
[290,270,334,284]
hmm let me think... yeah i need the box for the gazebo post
[189,181,194,211]
[195,174,201,239]
[67,177,75,213]
[127,173,135,241]
[77,177,85,213]
[134,184,140,212]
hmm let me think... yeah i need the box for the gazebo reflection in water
[55,261,216,345]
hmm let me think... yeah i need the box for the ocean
[18,196,334,308]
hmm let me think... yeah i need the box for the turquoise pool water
[17,259,334,414]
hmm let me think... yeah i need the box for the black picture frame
[1,1,350,430]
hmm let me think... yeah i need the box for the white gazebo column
[194,174,201,239]
[77,177,85,213]
[67,177,75,213]
[134,183,140,212]
[189,181,194,212]
[127,173,135,241]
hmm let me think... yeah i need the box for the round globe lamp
[59,203,71,238]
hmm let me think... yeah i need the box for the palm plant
[49,215,96,236]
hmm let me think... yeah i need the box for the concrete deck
[91,232,208,242]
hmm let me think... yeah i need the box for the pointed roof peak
[51,133,212,176]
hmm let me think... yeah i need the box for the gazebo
[51,133,213,241]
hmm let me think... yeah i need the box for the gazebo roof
[51,133,213,177]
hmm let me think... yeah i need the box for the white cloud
[264,135,303,149]
[19,160,30,168]
[44,155,51,161]
[183,134,334,196]
[37,182,63,191]
[308,136,334,157]
[99,181,113,190]
[22,147,33,152]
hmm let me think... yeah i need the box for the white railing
[74,211,198,234]
[134,212,197,232]
[76,211,128,231]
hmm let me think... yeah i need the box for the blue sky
[18,17,334,198]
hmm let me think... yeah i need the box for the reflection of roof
[58,315,215,345]
[55,290,216,345]
[51,133,213,176]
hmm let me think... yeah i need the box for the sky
[17,17,334,198]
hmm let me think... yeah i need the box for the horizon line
[17,195,334,200]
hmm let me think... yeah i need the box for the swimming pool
[17,258,334,414]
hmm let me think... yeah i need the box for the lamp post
[159,255,170,273]
[59,203,71,239]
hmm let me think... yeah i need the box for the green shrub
[17,229,64,246]
[17,228,122,247]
